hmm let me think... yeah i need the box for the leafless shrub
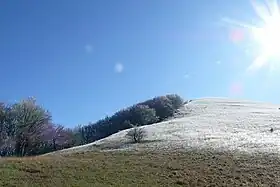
[126,126,147,143]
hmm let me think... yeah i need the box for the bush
[147,96,174,120]
[128,104,159,125]
[166,94,184,109]
[126,125,147,143]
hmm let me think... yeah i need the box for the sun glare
[252,14,280,57]
[249,0,280,71]
[224,0,280,71]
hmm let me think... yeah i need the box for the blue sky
[1,0,279,127]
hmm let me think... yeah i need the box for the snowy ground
[47,98,280,155]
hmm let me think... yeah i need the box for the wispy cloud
[114,63,124,73]
[85,44,93,53]
[216,60,221,65]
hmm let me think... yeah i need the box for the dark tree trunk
[52,138,56,151]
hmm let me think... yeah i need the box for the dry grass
[1,149,280,186]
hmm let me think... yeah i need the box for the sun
[251,11,280,58]
[249,0,280,71]
[224,0,280,71]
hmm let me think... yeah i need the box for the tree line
[0,94,184,156]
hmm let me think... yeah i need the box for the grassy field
[1,149,280,187]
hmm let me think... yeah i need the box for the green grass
[1,149,280,186]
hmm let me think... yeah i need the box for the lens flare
[224,0,280,71]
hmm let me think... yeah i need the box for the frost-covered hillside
[48,98,280,155]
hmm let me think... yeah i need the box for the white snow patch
[46,98,280,155]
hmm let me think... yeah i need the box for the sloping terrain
[3,149,280,187]
[3,97,280,186]
[48,97,280,155]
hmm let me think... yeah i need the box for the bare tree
[9,97,51,156]
[126,124,147,143]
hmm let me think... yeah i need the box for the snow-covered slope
[47,98,280,155]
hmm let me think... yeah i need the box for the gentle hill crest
[47,97,280,155]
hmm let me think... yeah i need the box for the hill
[2,97,280,186]
[48,97,280,155]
